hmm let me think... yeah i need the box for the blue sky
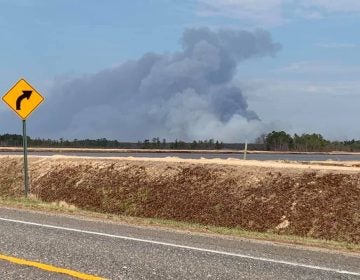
[1,0,360,141]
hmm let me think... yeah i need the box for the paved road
[0,207,359,279]
[3,151,360,161]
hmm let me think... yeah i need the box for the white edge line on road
[0,217,359,276]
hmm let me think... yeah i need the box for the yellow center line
[0,253,106,280]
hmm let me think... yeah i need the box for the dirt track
[0,155,359,243]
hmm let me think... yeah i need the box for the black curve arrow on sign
[16,90,32,110]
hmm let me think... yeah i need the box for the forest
[0,132,359,152]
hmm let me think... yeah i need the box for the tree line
[1,132,360,152]
[0,134,226,150]
[261,131,360,152]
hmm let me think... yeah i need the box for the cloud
[293,9,324,19]
[277,60,360,76]
[25,27,280,142]
[197,0,286,26]
[315,42,357,49]
[300,0,360,13]
[197,0,360,26]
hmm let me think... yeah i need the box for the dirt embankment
[0,155,359,244]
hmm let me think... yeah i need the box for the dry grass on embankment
[0,155,359,244]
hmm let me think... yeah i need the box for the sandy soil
[23,154,360,172]
[0,155,359,244]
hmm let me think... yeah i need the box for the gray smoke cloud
[32,27,280,141]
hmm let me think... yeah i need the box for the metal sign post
[22,120,29,197]
[2,78,44,198]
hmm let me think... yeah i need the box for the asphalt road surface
[0,207,359,279]
[3,151,360,161]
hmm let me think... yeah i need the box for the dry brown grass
[0,157,23,197]
[0,155,359,244]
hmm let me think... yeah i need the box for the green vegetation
[263,131,358,152]
[0,134,226,150]
[1,131,360,152]
[264,131,293,151]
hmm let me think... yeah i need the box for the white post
[244,140,248,160]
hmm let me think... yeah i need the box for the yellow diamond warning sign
[2,79,44,120]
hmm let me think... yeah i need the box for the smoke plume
[32,27,280,141]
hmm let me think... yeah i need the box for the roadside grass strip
[0,253,105,280]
